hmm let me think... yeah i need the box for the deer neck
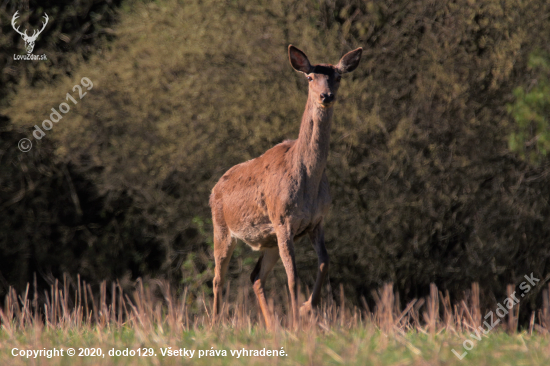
[292,95,334,184]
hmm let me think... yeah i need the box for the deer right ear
[288,45,312,74]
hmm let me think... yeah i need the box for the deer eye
[307,75,313,82]
[335,75,342,82]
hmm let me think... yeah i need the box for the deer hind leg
[250,247,279,330]
[212,223,236,325]
[276,228,299,329]
[301,223,329,316]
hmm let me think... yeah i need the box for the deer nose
[320,93,334,103]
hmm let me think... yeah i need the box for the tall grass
[2,276,550,365]
[2,275,550,334]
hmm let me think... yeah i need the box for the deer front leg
[300,223,329,316]
[212,231,236,325]
[250,247,279,330]
[277,228,299,329]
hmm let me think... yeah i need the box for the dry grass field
[2,277,550,365]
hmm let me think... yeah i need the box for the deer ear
[336,47,362,74]
[288,45,312,74]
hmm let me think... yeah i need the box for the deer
[209,45,362,329]
[11,11,49,54]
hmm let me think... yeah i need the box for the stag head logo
[12,11,48,54]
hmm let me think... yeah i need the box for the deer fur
[210,45,362,329]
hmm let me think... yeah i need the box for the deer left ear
[336,47,362,74]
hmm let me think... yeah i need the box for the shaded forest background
[1,0,550,322]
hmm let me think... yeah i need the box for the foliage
[1,0,550,321]
[0,116,165,295]
[508,51,550,164]
[0,0,122,105]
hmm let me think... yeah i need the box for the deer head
[12,11,49,54]
[289,45,362,108]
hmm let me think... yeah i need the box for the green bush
[2,0,550,319]
[508,51,550,164]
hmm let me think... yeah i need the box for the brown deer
[210,45,362,329]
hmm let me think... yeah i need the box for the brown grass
[2,276,550,365]
[2,275,550,336]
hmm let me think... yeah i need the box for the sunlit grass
[2,323,550,365]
